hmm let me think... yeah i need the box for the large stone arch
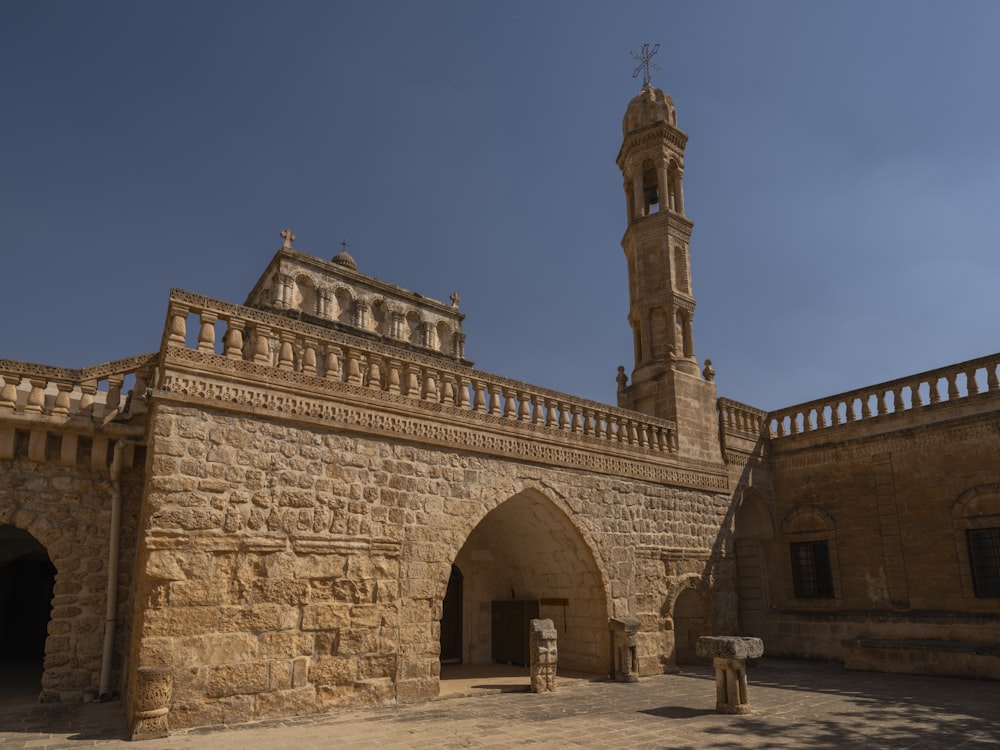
[439,485,612,674]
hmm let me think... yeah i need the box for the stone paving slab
[1,659,998,749]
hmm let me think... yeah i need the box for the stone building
[1,80,997,734]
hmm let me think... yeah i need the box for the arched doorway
[446,489,610,673]
[0,525,56,701]
[673,587,709,665]
[734,492,775,636]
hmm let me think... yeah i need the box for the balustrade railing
[767,352,1000,439]
[163,290,678,454]
[0,354,158,422]
[718,398,767,438]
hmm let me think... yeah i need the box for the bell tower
[616,80,721,463]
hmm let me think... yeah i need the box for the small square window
[790,540,834,598]
[967,527,1000,598]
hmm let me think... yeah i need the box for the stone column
[695,636,764,715]
[609,617,640,682]
[529,618,558,693]
[129,667,172,740]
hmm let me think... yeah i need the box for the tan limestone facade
[1,80,997,740]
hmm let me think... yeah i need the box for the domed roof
[332,249,357,271]
[622,83,675,136]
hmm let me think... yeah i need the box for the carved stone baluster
[166,303,188,347]
[457,376,471,409]
[0,376,19,411]
[79,379,97,417]
[366,356,383,390]
[301,339,318,376]
[472,380,487,413]
[594,411,607,439]
[386,360,402,395]
[582,408,594,436]
[929,379,941,404]
[252,324,271,365]
[547,401,559,428]
[497,388,512,418]
[223,318,244,359]
[628,420,639,445]
[323,344,343,382]
[441,375,456,405]
[571,407,584,434]
[518,392,532,422]
[197,312,217,352]
[966,368,980,396]
[24,379,46,414]
[345,350,363,386]
[947,373,959,401]
[105,374,124,417]
[533,396,546,425]
[988,365,999,392]
[421,368,438,402]
[558,402,571,431]
[861,396,872,419]
[277,333,295,371]
[908,382,921,408]
[52,382,73,416]
[607,415,619,441]
[404,364,421,398]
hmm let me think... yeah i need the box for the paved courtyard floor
[1,659,997,749]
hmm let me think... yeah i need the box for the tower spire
[615,79,721,463]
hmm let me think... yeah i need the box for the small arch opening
[0,525,56,704]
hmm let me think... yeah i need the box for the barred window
[967,527,1000,598]
[790,540,834,598]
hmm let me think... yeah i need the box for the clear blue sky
[3,1,1000,412]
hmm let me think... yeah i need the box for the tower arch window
[641,159,659,215]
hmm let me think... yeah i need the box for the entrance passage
[448,489,609,674]
[0,525,56,702]
[440,565,463,663]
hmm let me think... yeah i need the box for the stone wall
[128,401,735,729]
[0,441,143,701]
[739,410,1000,661]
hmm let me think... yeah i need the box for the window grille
[789,540,834,598]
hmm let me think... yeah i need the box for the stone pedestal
[695,636,763,715]
[529,618,558,693]
[609,616,641,683]
[129,667,172,741]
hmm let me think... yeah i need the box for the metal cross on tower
[631,43,661,86]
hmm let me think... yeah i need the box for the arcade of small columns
[266,273,466,359]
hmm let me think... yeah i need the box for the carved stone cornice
[156,348,730,492]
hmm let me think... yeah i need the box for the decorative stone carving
[610,616,640,682]
[696,636,764,715]
[130,666,173,740]
[529,618,558,693]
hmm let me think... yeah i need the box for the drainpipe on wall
[99,433,143,701]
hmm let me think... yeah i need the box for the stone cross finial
[631,43,661,86]
[280,228,296,249]
[450,292,461,308]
